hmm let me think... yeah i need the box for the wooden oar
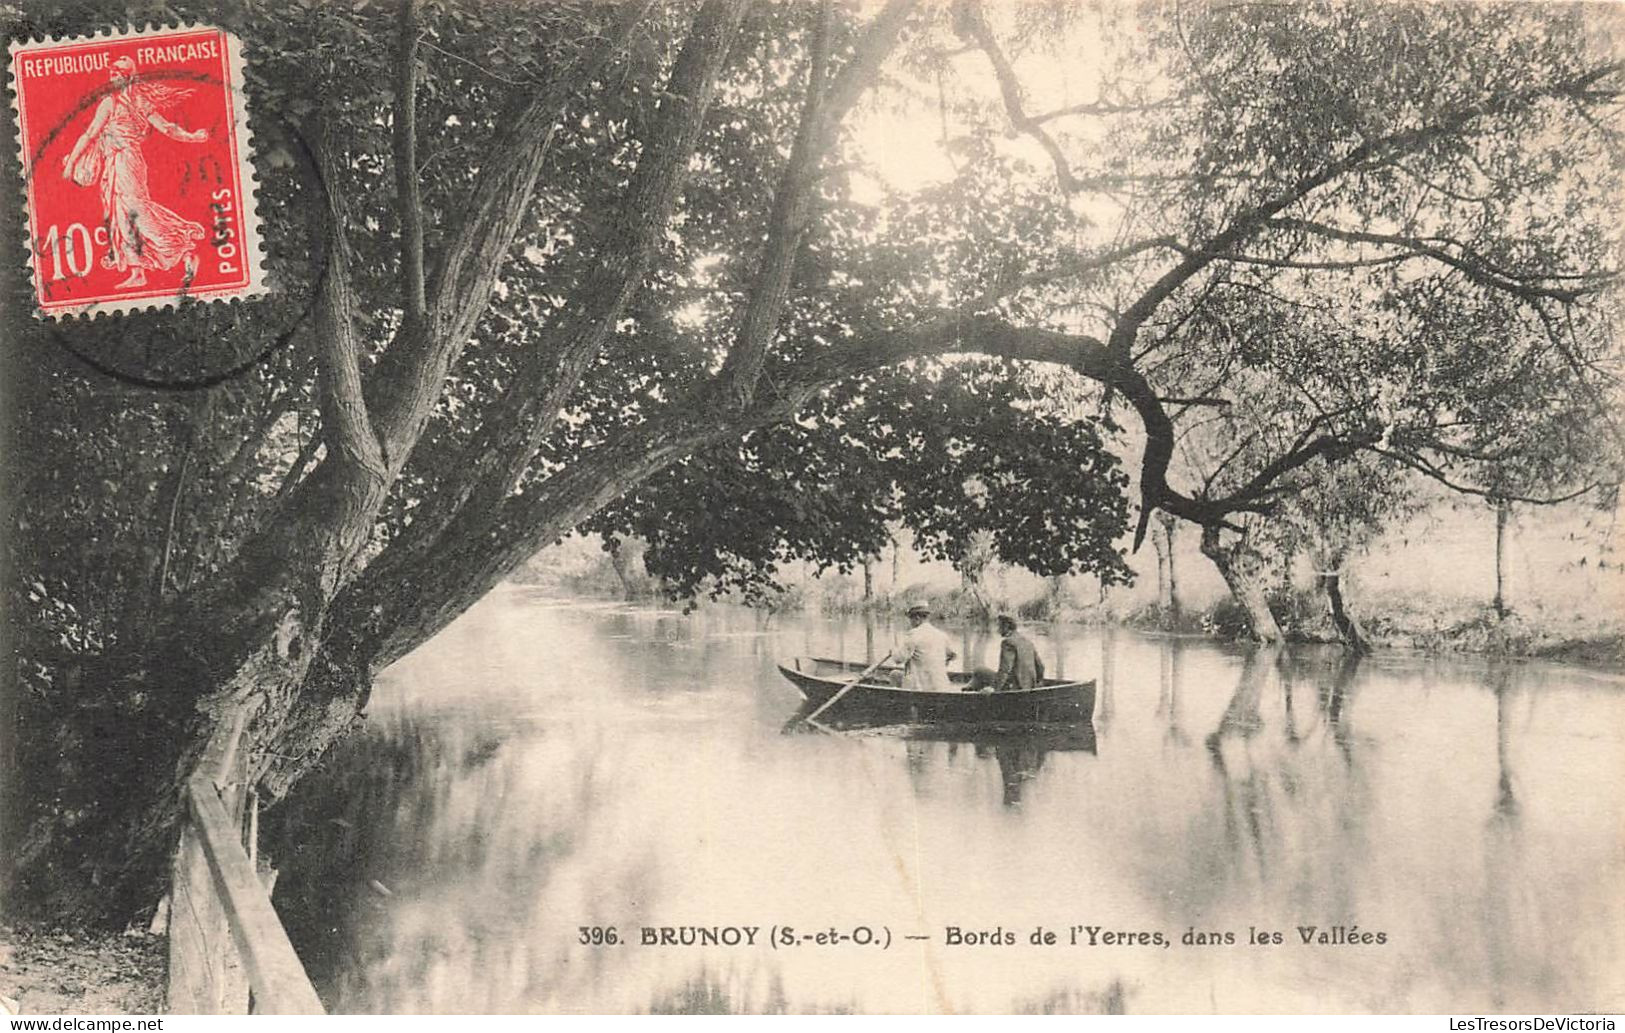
[799,653,894,731]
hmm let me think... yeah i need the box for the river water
[267,586,1625,1014]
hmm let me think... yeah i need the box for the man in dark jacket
[993,614,1045,691]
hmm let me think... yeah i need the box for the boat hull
[777,656,1096,726]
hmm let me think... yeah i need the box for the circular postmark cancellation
[6,23,309,390]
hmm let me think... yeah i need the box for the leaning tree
[940,0,1624,636]
[4,0,1621,923]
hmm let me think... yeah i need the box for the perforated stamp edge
[7,22,268,320]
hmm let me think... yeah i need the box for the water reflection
[1156,638,1189,747]
[1195,650,1371,896]
[852,723,1096,809]
[268,590,1625,1013]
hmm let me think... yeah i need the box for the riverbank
[1358,597,1625,668]
[512,571,1625,672]
[516,493,1625,670]
[831,585,1625,670]
[0,922,164,1015]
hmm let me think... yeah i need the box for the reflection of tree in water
[1201,648,1369,893]
[1274,648,1362,765]
[1203,649,1273,881]
[1095,627,1117,730]
[645,966,850,1014]
[1491,666,1519,819]
[265,711,658,1012]
[265,718,512,1001]
[1478,664,1561,1008]
[1013,977,1132,1014]
[1155,638,1189,747]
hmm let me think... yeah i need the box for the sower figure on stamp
[61,55,208,289]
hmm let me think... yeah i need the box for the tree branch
[272,430,324,505]
[311,125,387,485]
[1158,396,1231,407]
[1031,92,1189,124]
[1372,446,1603,506]
[216,378,304,496]
[437,0,745,510]
[816,0,916,146]
[393,0,427,323]
[334,0,749,619]
[1105,59,1625,366]
[363,1,651,466]
[1217,426,1380,514]
[715,0,836,405]
[1016,235,1184,293]
[952,0,1081,193]
[719,0,916,405]
[1269,217,1618,302]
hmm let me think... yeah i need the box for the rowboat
[776,656,1096,727]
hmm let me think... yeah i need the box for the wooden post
[169,711,246,1013]
[168,705,324,1015]
[186,777,325,1014]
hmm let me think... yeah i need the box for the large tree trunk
[1314,541,1370,654]
[1320,571,1371,654]
[1199,523,1283,643]
[1157,511,1181,623]
[16,452,390,922]
[11,0,975,927]
[12,8,707,925]
[1151,520,1171,614]
[252,0,917,793]
[606,537,636,601]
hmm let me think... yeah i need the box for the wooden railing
[167,712,324,1015]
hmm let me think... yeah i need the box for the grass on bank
[513,545,1625,668]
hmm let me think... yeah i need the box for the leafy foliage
[588,359,1133,602]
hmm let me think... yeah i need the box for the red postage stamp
[8,24,264,318]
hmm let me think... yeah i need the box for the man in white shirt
[899,603,956,692]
